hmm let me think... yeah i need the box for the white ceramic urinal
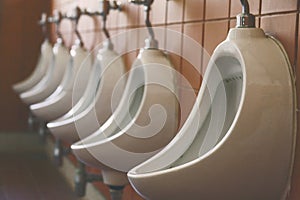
[12,40,53,94]
[71,42,179,187]
[127,28,296,200]
[29,40,92,122]
[19,39,70,105]
[47,40,126,143]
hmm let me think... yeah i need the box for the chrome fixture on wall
[60,1,123,198]
[65,7,85,47]
[236,0,255,28]
[82,0,122,39]
[130,0,158,49]
[48,10,66,43]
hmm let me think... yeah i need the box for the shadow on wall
[0,0,51,132]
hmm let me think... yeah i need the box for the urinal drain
[224,75,243,83]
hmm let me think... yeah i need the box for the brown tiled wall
[52,0,300,199]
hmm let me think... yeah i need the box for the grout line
[165,0,169,25]
[258,0,262,27]
[164,0,169,50]
[260,10,299,17]
[59,10,300,35]
[179,0,186,74]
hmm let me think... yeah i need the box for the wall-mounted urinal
[19,38,69,105]
[127,2,297,200]
[29,38,92,122]
[19,11,70,105]
[47,40,126,143]
[13,13,53,94]
[71,36,179,190]
[12,39,53,94]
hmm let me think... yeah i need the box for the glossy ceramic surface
[19,40,70,105]
[12,40,53,94]
[71,48,179,187]
[47,41,126,143]
[128,28,297,200]
[29,43,92,122]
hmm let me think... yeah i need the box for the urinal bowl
[47,43,126,143]
[71,48,179,187]
[128,28,296,200]
[12,40,53,94]
[19,40,70,105]
[29,44,92,122]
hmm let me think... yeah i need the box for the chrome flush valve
[236,0,255,28]
[129,0,158,49]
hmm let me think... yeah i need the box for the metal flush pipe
[65,7,84,47]
[48,10,66,44]
[130,0,158,49]
[236,0,255,28]
[240,0,250,14]
[82,0,122,40]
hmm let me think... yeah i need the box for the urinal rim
[128,39,248,177]
[71,48,173,150]
[30,90,69,110]
[267,34,298,193]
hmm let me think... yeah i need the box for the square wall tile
[184,0,204,22]
[181,58,202,90]
[203,20,228,55]
[78,0,96,8]
[59,1,79,15]
[111,28,128,55]
[53,0,77,8]
[262,0,297,14]
[260,13,297,65]
[206,0,230,19]
[168,53,182,72]
[78,15,94,32]
[167,0,184,24]
[165,24,183,57]
[203,20,228,74]
[107,9,119,29]
[81,31,99,51]
[178,87,198,128]
[231,0,260,17]
[123,51,139,71]
[182,22,203,89]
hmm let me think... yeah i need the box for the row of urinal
[12,2,180,198]
[13,0,297,199]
